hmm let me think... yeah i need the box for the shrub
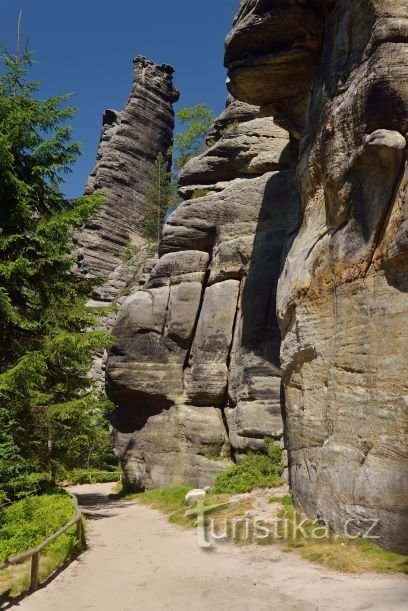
[62,469,121,486]
[212,450,284,495]
[0,493,76,562]
[1,472,51,504]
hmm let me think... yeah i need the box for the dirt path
[16,484,408,611]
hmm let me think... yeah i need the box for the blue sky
[1,1,239,198]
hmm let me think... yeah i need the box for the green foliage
[143,152,176,245]
[61,468,121,486]
[0,492,75,561]
[191,188,211,200]
[212,450,284,495]
[269,493,293,505]
[173,104,215,172]
[0,37,115,501]
[143,104,215,240]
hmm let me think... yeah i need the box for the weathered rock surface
[107,100,298,488]
[74,58,178,387]
[76,56,179,303]
[226,0,408,553]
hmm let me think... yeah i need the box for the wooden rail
[0,493,85,592]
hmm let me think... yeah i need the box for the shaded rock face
[226,0,408,553]
[107,99,298,489]
[77,56,179,303]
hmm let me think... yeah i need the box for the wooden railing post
[30,552,40,591]
[1,492,85,595]
[76,517,86,549]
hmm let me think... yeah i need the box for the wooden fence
[0,493,85,592]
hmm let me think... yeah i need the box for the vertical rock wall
[225,0,408,553]
[104,0,407,554]
[106,98,298,489]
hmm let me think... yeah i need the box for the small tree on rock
[143,152,175,248]
[173,104,215,172]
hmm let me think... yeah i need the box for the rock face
[77,56,179,304]
[107,98,298,488]
[226,0,408,553]
[75,57,178,390]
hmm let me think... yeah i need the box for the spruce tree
[0,36,110,501]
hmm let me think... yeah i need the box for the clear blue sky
[1,1,239,198]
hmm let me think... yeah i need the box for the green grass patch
[124,485,251,530]
[212,448,284,495]
[0,492,83,598]
[269,494,293,505]
[298,537,408,574]
[277,499,408,574]
[131,485,193,516]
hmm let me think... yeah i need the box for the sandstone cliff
[76,56,179,304]
[106,97,298,489]
[105,1,407,554]
[225,0,408,553]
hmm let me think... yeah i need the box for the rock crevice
[225,0,408,553]
[104,2,407,554]
[107,99,297,488]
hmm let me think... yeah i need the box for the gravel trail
[15,483,408,611]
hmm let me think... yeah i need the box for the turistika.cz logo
[186,499,381,549]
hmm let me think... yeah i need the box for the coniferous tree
[0,34,111,501]
[143,104,215,248]
[143,152,175,248]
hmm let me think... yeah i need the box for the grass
[212,447,284,495]
[122,483,408,575]
[0,492,83,599]
[0,492,76,561]
[299,538,408,574]
[269,494,293,505]
[123,484,252,529]
[129,485,192,516]
[276,498,408,575]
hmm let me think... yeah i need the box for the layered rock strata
[226,0,408,553]
[76,56,179,304]
[107,99,298,489]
